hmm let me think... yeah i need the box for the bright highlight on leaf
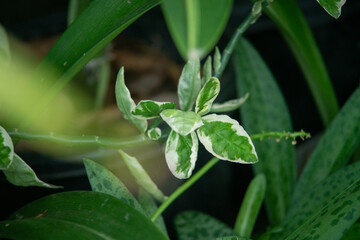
[161,109,203,136]
[133,100,176,119]
[195,77,220,116]
[0,126,14,170]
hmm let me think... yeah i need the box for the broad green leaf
[178,59,201,111]
[195,77,220,116]
[293,86,360,203]
[161,109,203,136]
[161,0,232,60]
[211,93,249,113]
[67,0,92,25]
[341,223,360,240]
[202,56,212,85]
[0,24,10,68]
[165,130,198,179]
[235,37,295,225]
[197,114,257,163]
[175,211,236,240]
[83,158,144,214]
[0,191,168,240]
[133,100,176,119]
[214,47,221,73]
[147,127,162,140]
[0,126,14,169]
[317,0,347,19]
[119,150,166,202]
[115,67,147,133]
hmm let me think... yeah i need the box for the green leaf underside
[161,109,203,136]
[0,126,13,169]
[211,93,249,113]
[83,158,144,214]
[177,59,201,111]
[175,211,236,240]
[197,114,257,163]
[147,128,162,140]
[4,154,60,188]
[133,100,176,119]
[165,130,198,179]
[119,150,166,202]
[317,0,346,19]
[0,191,168,240]
[202,56,212,85]
[115,68,147,133]
[195,77,220,115]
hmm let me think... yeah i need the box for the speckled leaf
[195,77,220,116]
[0,126,14,169]
[177,59,201,111]
[211,93,249,113]
[119,150,166,202]
[202,56,212,85]
[83,158,144,214]
[165,130,198,179]
[175,211,237,240]
[317,0,346,19]
[235,37,295,225]
[3,154,60,188]
[293,87,360,204]
[115,67,147,133]
[341,222,360,240]
[147,127,162,140]
[0,191,168,240]
[133,100,176,119]
[197,114,257,163]
[161,109,203,136]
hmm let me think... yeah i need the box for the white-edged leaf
[3,154,61,188]
[133,100,176,119]
[119,150,166,202]
[197,114,257,163]
[147,127,162,140]
[195,77,220,115]
[178,59,201,111]
[211,93,249,113]
[202,56,212,85]
[0,126,14,170]
[165,130,198,179]
[160,109,203,136]
[115,67,147,133]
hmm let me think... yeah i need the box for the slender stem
[151,157,220,222]
[185,0,199,54]
[250,130,311,141]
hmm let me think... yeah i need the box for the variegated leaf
[147,127,162,140]
[160,109,203,136]
[197,114,257,163]
[0,126,14,170]
[195,77,220,116]
[133,100,176,119]
[211,93,249,113]
[165,130,198,179]
[202,56,212,85]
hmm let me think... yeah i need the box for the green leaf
[211,93,249,113]
[160,109,203,136]
[161,0,232,60]
[195,77,220,116]
[67,0,92,25]
[83,158,144,214]
[293,86,360,204]
[115,67,147,133]
[317,0,346,19]
[202,56,212,85]
[0,24,10,68]
[341,223,360,240]
[234,37,295,225]
[165,130,198,179]
[214,47,221,73]
[175,211,236,240]
[178,59,202,111]
[133,100,176,119]
[0,191,168,240]
[119,150,166,202]
[147,127,162,140]
[0,126,14,169]
[197,114,257,163]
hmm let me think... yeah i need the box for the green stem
[250,130,311,141]
[151,157,220,222]
[94,60,111,109]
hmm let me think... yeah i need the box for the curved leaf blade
[211,93,249,113]
[133,100,176,119]
[161,109,203,136]
[317,0,347,19]
[195,77,220,116]
[0,126,14,169]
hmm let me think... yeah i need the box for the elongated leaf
[235,37,295,225]
[83,158,144,213]
[165,130,198,179]
[161,0,232,60]
[0,191,168,240]
[202,56,212,85]
[214,47,221,73]
[197,114,257,163]
[147,127,162,140]
[293,86,360,203]
[317,0,347,19]
[0,126,14,169]
[133,100,176,119]
[67,0,92,25]
[115,67,147,133]
[176,211,236,240]
[211,93,249,113]
[341,223,360,240]
[195,77,220,116]
[161,109,203,136]
[119,150,166,202]
[0,24,10,68]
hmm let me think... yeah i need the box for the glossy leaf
[341,223,360,240]
[317,0,347,19]
[211,93,249,113]
[83,158,144,213]
[293,86,360,203]
[197,114,257,163]
[195,77,220,116]
[0,126,14,169]
[165,130,198,179]
[161,109,203,136]
[178,59,201,111]
[115,67,147,133]
[147,127,162,140]
[133,100,176,119]
[0,191,168,240]
[3,154,60,188]
[119,150,166,202]
[161,0,232,60]
[235,37,295,225]
[0,24,10,68]
[202,56,212,85]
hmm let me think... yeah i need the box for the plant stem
[185,0,199,56]
[250,130,311,141]
[151,157,220,222]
